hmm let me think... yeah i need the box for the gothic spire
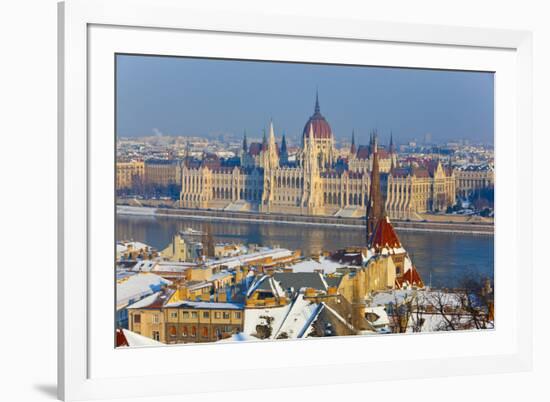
[280,132,289,166]
[314,89,320,114]
[242,130,248,152]
[350,129,357,155]
[184,141,191,168]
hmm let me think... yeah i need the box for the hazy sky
[116,54,494,146]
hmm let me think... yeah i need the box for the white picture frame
[58,0,533,400]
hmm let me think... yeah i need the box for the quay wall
[116,205,494,235]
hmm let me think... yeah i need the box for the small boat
[179,228,206,236]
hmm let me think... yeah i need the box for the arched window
[202,327,208,338]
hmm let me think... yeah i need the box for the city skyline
[116,55,494,145]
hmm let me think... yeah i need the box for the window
[169,326,177,337]
[234,312,242,319]
[214,312,221,319]
[152,331,160,341]
[182,311,189,319]
[202,327,208,338]
[182,326,188,336]
[203,311,210,319]
[170,311,178,319]
[152,314,160,324]
[223,312,230,319]
[133,314,141,324]
[191,311,198,319]
[191,326,197,336]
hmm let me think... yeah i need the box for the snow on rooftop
[164,300,243,310]
[131,260,157,272]
[152,261,196,273]
[272,294,323,339]
[364,306,390,327]
[209,271,233,281]
[120,329,163,347]
[243,305,292,339]
[204,247,293,269]
[289,257,345,274]
[126,291,162,309]
[116,273,172,308]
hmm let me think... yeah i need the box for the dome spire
[314,89,320,113]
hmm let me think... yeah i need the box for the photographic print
[114,55,494,347]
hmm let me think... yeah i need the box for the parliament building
[179,94,456,219]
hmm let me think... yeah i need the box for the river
[116,214,494,289]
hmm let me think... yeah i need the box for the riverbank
[116,205,494,235]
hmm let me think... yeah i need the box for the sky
[116,54,494,146]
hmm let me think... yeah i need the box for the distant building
[180,94,388,216]
[179,94,454,219]
[385,160,456,219]
[161,232,203,262]
[116,160,144,190]
[455,164,494,197]
[144,158,181,189]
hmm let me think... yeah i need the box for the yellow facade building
[127,292,244,344]
[116,160,144,190]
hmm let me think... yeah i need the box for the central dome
[302,93,333,139]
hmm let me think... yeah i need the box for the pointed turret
[350,130,357,157]
[242,131,248,152]
[262,120,280,171]
[314,89,320,113]
[280,132,289,166]
[183,141,191,168]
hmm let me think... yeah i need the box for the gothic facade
[179,95,456,219]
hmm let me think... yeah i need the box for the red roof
[248,142,263,156]
[303,113,332,139]
[369,216,402,252]
[356,145,370,159]
[116,328,129,347]
[377,149,390,159]
[395,267,424,288]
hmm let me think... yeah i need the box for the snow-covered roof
[131,260,157,272]
[117,241,151,253]
[120,328,163,347]
[243,305,292,338]
[209,271,233,281]
[151,261,196,273]
[364,306,390,327]
[116,273,172,309]
[289,257,345,274]
[204,247,293,269]
[272,294,324,339]
[126,291,163,309]
[164,300,244,310]
[246,275,284,298]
